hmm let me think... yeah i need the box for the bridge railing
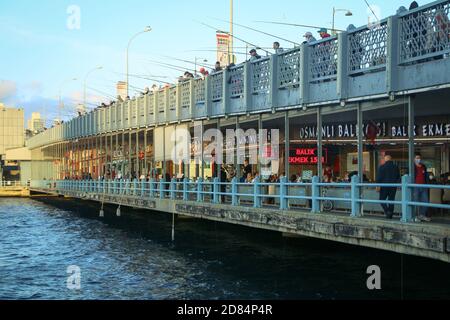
[26,0,450,149]
[399,0,450,65]
[45,175,450,223]
[0,181,28,187]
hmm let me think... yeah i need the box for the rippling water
[0,197,449,300]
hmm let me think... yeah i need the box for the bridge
[27,1,450,262]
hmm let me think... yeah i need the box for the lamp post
[126,26,152,97]
[83,66,103,112]
[229,0,234,65]
[332,7,353,35]
[58,78,78,124]
[194,57,208,76]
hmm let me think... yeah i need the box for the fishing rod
[192,46,273,50]
[185,49,250,56]
[144,59,198,74]
[364,0,380,21]
[108,71,172,85]
[108,70,168,79]
[210,17,300,46]
[126,74,173,85]
[158,54,216,69]
[195,20,271,55]
[254,20,344,32]
[86,85,117,101]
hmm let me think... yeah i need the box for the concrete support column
[317,108,323,181]
[284,111,290,177]
[357,103,364,183]
[408,96,415,176]
[258,114,263,175]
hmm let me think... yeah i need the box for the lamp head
[144,26,152,32]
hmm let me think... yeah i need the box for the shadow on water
[2,197,450,300]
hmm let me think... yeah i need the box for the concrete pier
[37,188,450,264]
[0,187,30,197]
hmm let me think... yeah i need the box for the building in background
[117,81,128,100]
[0,103,25,181]
[27,112,45,134]
[216,31,235,67]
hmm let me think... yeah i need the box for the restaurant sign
[299,122,450,139]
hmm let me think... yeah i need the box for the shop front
[289,112,450,183]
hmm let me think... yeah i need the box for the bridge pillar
[337,31,349,100]
[387,15,400,94]
[244,61,252,111]
[269,54,279,109]
[300,42,309,104]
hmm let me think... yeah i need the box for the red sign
[289,148,328,165]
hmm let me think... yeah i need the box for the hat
[249,49,256,53]
[199,67,206,73]
[303,32,313,37]
[318,28,328,33]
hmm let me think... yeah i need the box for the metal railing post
[170,178,176,200]
[150,178,155,198]
[183,178,188,201]
[401,175,413,223]
[232,177,238,206]
[351,175,362,217]
[159,179,164,199]
[197,177,203,202]
[254,176,261,208]
[213,177,220,204]
[280,177,287,210]
[133,178,138,196]
[311,176,320,213]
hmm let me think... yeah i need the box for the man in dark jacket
[376,154,401,219]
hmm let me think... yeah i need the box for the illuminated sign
[289,148,328,165]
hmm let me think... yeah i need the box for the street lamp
[194,57,208,76]
[83,66,103,112]
[58,78,78,124]
[126,26,152,97]
[332,7,353,35]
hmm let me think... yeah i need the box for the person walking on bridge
[376,154,401,219]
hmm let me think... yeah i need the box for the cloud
[0,80,17,100]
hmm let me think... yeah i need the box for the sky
[0,0,420,125]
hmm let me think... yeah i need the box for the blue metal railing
[34,174,450,224]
